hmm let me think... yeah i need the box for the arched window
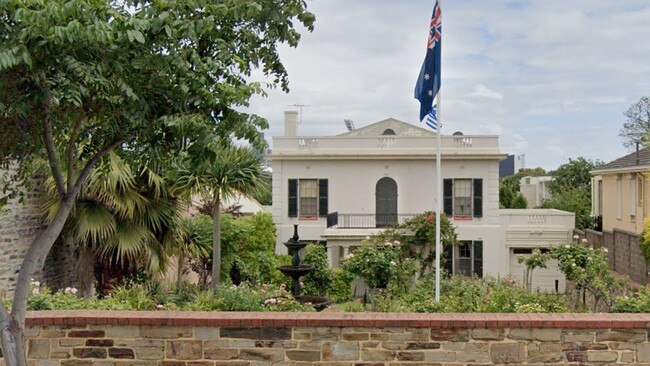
[375,177,397,227]
[382,128,396,135]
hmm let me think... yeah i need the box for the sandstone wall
[0,174,76,296]
[1,312,649,365]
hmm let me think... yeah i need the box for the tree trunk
[77,245,96,298]
[176,250,185,291]
[1,197,75,366]
[211,191,221,289]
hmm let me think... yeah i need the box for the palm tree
[166,215,212,290]
[41,152,185,295]
[174,144,269,288]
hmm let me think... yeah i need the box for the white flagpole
[435,93,442,302]
[434,0,443,303]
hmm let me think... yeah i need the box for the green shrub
[329,268,354,303]
[374,275,570,313]
[341,243,400,289]
[551,237,621,311]
[611,288,650,313]
[301,243,333,296]
[338,302,369,312]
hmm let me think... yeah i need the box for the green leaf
[131,30,145,43]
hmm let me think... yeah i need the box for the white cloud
[246,0,650,170]
[469,84,504,100]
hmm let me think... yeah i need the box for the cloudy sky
[246,0,650,170]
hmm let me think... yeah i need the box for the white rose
[603,248,609,253]
[156,304,164,310]
[565,244,570,248]
[70,287,78,294]
[573,235,580,240]
[393,240,401,245]
[581,238,588,244]
[390,261,397,266]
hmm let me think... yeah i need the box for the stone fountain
[276,224,332,311]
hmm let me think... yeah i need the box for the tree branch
[66,118,83,191]
[70,138,124,196]
[42,88,66,199]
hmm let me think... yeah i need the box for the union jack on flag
[427,3,442,49]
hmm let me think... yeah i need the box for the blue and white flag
[424,105,439,131]
[414,0,442,127]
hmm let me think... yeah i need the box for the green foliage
[341,243,400,289]
[551,238,622,311]
[329,268,355,303]
[517,248,550,292]
[547,157,603,195]
[640,216,650,263]
[22,282,313,312]
[619,96,650,149]
[611,287,650,313]
[540,188,592,229]
[220,212,285,285]
[337,302,370,312]
[372,212,457,276]
[374,275,569,313]
[301,243,334,296]
[511,193,528,208]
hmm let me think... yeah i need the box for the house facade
[520,176,553,208]
[271,111,574,292]
[591,148,650,234]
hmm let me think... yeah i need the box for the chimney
[284,110,298,137]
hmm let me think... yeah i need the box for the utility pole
[288,104,310,124]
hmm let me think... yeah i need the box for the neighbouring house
[588,148,650,284]
[520,175,553,208]
[591,148,650,234]
[271,111,575,292]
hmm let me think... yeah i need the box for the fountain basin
[296,295,332,312]
[277,265,315,278]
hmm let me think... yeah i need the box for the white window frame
[453,179,473,217]
[298,179,319,218]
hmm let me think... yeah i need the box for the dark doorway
[376,177,398,227]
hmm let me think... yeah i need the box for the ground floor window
[443,240,483,277]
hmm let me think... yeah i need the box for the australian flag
[414,1,442,129]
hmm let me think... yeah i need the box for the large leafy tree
[0,1,313,365]
[174,144,270,288]
[619,96,650,149]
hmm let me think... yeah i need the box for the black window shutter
[288,179,298,217]
[318,179,328,217]
[473,240,483,278]
[442,244,454,276]
[443,179,453,216]
[473,179,483,218]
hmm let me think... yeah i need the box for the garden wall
[0,175,77,296]
[576,229,648,285]
[3,311,650,365]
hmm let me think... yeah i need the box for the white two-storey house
[271,111,574,292]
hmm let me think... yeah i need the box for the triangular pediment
[337,118,435,137]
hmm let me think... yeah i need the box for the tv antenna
[288,104,310,124]
[344,119,355,131]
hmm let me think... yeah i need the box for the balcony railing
[326,212,418,229]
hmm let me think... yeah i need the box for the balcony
[326,212,418,229]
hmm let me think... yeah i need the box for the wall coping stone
[24,311,650,329]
